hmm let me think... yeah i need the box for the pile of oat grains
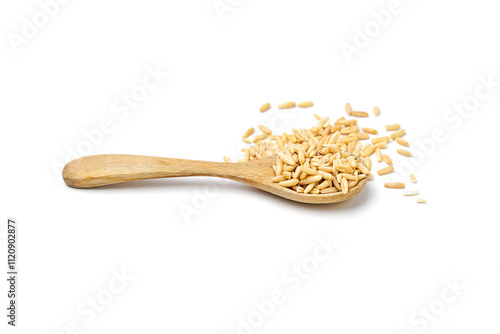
[224,102,426,203]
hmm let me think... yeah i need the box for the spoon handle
[62,154,246,188]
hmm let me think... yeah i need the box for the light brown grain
[371,136,390,145]
[385,182,405,189]
[272,175,286,183]
[242,127,254,138]
[321,187,339,194]
[300,175,323,185]
[385,124,400,131]
[376,148,382,162]
[279,102,296,109]
[279,153,296,166]
[397,149,413,157]
[279,179,299,187]
[304,183,315,194]
[350,133,370,140]
[260,103,270,112]
[390,129,405,139]
[253,133,268,143]
[362,128,378,135]
[396,137,409,147]
[377,166,394,175]
[317,180,330,190]
[339,119,357,126]
[299,101,314,108]
[345,103,352,116]
[259,125,272,135]
[363,156,372,170]
[341,177,348,194]
[356,163,370,175]
[340,125,359,135]
[351,111,369,117]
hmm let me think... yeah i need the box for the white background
[1,0,500,333]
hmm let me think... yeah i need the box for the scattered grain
[377,166,394,175]
[345,103,352,116]
[299,101,314,108]
[390,129,406,139]
[279,102,296,109]
[382,154,392,165]
[397,149,413,157]
[362,128,378,135]
[371,136,390,145]
[361,145,376,157]
[252,133,268,143]
[242,127,254,138]
[385,182,405,189]
[376,148,383,163]
[385,124,400,131]
[260,103,270,112]
[259,125,272,135]
[404,190,419,196]
[350,133,370,140]
[351,111,369,117]
[396,137,409,147]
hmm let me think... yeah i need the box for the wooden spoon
[62,154,367,204]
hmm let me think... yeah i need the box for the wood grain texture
[62,154,367,204]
